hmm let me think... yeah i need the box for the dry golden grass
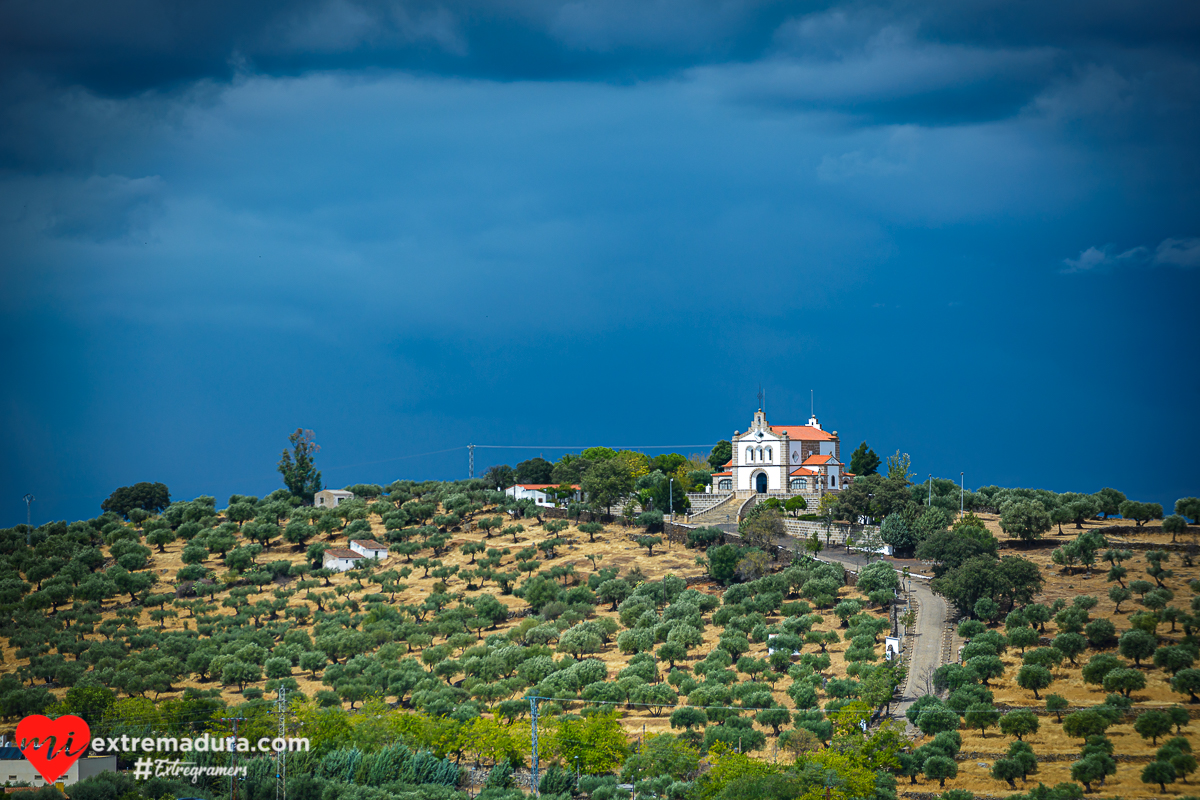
[11,507,1197,797]
[0,508,885,754]
[900,514,1200,798]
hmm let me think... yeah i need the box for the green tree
[1108,585,1132,612]
[635,534,664,555]
[1119,500,1164,527]
[1135,710,1174,744]
[558,710,630,775]
[1102,668,1146,698]
[707,544,740,585]
[784,496,808,517]
[277,428,322,501]
[1170,669,1200,702]
[582,459,634,515]
[101,482,171,518]
[1118,629,1158,666]
[923,755,958,788]
[1162,514,1188,543]
[991,757,1024,789]
[999,707,1039,740]
[1045,694,1069,722]
[708,441,732,472]
[145,526,176,553]
[849,443,881,477]
[1072,754,1112,793]
[739,507,785,550]
[885,451,914,483]
[1175,497,1200,524]
[1142,760,1177,793]
[1000,500,1052,541]
[1016,665,1053,699]
[1062,709,1110,742]
[880,515,918,556]
[621,733,697,783]
[964,702,999,737]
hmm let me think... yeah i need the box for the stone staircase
[685,493,742,526]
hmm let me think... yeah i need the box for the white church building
[710,409,850,501]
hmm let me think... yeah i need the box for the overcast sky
[2,0,1198,525]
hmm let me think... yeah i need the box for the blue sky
[2,0,1198,525]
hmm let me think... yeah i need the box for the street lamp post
[669,478,673,522]
[927,475,932,507]
[960,472,964,517]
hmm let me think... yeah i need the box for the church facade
[710,409,850,499]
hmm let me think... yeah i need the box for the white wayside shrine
[709,409,851,504]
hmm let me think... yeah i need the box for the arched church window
[765,447,771,461]
[719,479,732,491]
[757,447,763,461]
[830,475,836,487]
[798,478,807,490]
[746,447,754,462]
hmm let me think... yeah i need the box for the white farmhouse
[322,548,363,572]
[349,539,389,560]
[505,483,583,508]
[314,489,354,509]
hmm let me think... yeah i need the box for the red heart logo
[15,714,90,784]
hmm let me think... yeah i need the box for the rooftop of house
[350,539,388,550]
[771,425,835,441]
[509,484,581,490]
[323,548,361,559]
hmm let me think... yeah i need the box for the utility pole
[960,472,964,517]
[22,495,33,545]
[222,716,246,800]
[927,475,932,507]
[276,688,287,800]
[528,697,539,796]
[468,444,475,479]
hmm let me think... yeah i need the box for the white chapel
[710,409,850,500]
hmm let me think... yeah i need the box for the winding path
[809,548,950,724]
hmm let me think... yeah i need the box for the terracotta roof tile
[770,425,835,441]
[324,549,360,559]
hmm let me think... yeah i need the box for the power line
[474,445,715,450]
[321,447,467,472]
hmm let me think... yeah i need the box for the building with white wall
[505,484,583,508]
[314,489,354,509]
[322,548,364,571]
[709,409,850,500]
[349,539,389,560]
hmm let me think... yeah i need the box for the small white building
[505,484,583,508]
[314,489,355,509]
[349,539,389,560]
[322,548,364,572]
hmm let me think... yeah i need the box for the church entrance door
[755,473,768,493]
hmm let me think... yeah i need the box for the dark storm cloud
[1,0,1196,93]
[1,0,1198,526]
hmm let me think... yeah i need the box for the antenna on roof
[810,389,814,417]
[757,385,763,410]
